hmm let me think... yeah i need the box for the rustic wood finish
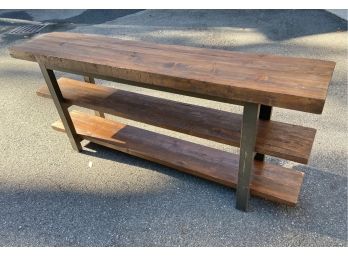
[9,32,333,209]
[10,32,335,113]
[37,77,316,164]
[83,76,105,118]
[52,110,304,206]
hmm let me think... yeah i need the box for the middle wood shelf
[37,77,316,164]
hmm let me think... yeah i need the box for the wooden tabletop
[9,32,335,113]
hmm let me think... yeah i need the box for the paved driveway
[0,10,347,246]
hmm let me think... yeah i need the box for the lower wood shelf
[52,111,304,205]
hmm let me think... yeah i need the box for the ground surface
[0,10,347,246]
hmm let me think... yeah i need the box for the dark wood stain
[8,32,332,207]
[9,32,336,113]
[52,110,304,206]
[37,77,316,164]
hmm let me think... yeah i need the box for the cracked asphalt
[0,10,347,246]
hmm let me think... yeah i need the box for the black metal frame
[254,105,273,161]
[38,62,82,152]
[38,62,271,212]
[235,102,260,211]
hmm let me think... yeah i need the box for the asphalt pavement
[0,10,347,246]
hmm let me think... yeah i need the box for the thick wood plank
[52,110,304,206]
[37,77,316,164]
[10,32,335,113]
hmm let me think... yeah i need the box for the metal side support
[254,105,273,161]
[236,102,260,211]
[84,76,105,118]
[38,62,82,152]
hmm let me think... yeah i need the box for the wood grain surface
[52,110,304,205]
[10,32,335,113]
[37,77,316,163]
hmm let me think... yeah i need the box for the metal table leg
[38,62,82,152]
[84,76,105,118]
[254,104,272,161]
[236,102,260,211]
